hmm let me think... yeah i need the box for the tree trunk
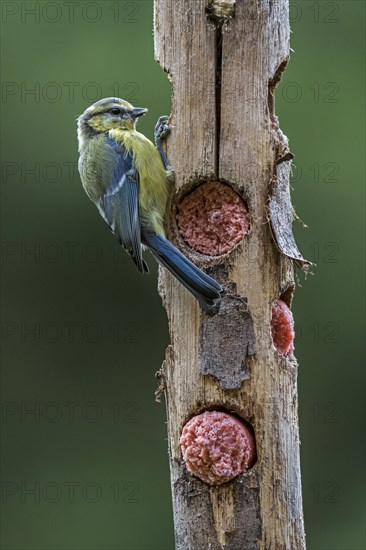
[154,1,307,548]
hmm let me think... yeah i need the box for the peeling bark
[200,285,256,389]
[268,162,312,270]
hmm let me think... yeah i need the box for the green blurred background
[0,1,364,549]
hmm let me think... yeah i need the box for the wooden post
[154,1,308,548]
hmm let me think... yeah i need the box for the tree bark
[154,1,307,548]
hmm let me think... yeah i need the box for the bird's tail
[143,232,222,309]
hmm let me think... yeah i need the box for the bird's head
[77,97,148,147]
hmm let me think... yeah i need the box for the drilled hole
[176,180,250,256]
[180,409,256,485]
[271,299,295,356]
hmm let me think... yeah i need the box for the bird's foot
[154,116,171,146]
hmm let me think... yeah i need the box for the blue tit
[77,97,222,308]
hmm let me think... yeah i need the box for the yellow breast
[109,128,170,234]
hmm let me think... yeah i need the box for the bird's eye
[109,108,121,116]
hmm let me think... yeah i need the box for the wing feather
[101,136,147,273]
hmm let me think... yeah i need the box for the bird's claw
[154,116,171,144]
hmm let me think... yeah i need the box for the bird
[77,97,222,309]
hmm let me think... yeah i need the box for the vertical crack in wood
[207,2,235,175]
[210,485,235,548]
[214,23,223,175]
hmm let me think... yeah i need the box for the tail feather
[143,232,222,308]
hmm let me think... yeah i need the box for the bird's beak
[130,107,148,119]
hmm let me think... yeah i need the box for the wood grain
[154,0,306,548]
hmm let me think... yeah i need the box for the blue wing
[101,135,148,273]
